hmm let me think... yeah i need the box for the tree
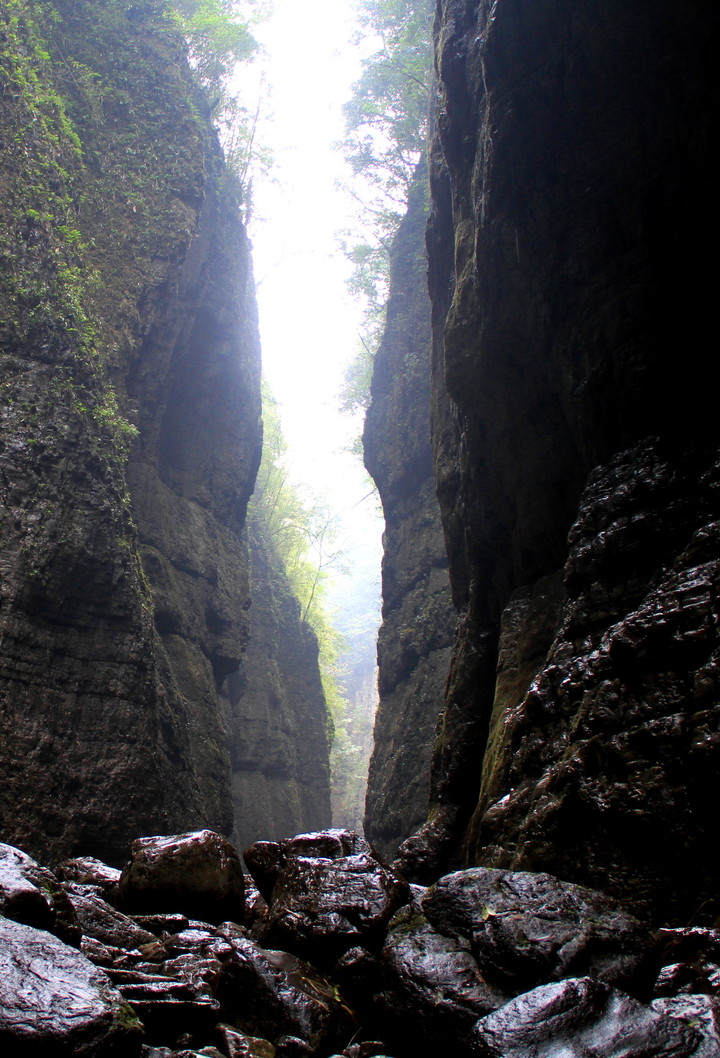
[338,0,433,415]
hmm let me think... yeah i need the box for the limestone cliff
[363,161,456,861]
[228,508,332,853]
[0,0,266,864]
[395,0,719,923]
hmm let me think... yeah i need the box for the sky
[241,0,383,626]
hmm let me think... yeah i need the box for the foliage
[338,0,433,416]
[170,0,272,219]
[250,384,348,731]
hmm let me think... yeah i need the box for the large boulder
[258,851,409,964]
[119,831,244,925]
[471,976,701,1057]
[378,905,508,1052]
[0,916,143,1056]
[63,883,158,951]
[0,841,80,946]
[214,930,354,1052]
[423,869,654,994]
[244,830,371,904]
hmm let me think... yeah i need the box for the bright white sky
[243,0,383,623]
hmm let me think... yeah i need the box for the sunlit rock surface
[406,0,720,919]
[363,161,456,861]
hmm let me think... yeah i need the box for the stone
[0,842,80,946]
[214,934,353,1051]
[0,916,142,1055]
[65,882,159,950]
[244,831,371,905]
[119,831,244,925]
[652,995,720,1058]
[378,905,507,1050]
[216,1023,276,1057]
[259,852,409,964]
[472,976,701,1057]
[56,856,123,904]
[423,868,653,993]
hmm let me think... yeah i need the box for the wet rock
[472,976,700,1057]
[214,933,354,1051]
[259,852,409,964]
[119,831,244,925]
[132,913,191,936]
[274,1038,313,1058]
[423,868,653,993]
[0,841,80,946]
[56,856,123,904]
[0,916,142,1055]
[244,831,371,904]
[216,1023,276,1057]
[652,995,720,1057]
[65,882,159,950]
[378,905,508,1051]
[653,928,720,998]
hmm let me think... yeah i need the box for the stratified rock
[363,159,456,862]
[378,905,508,1052]
[0,842,80,946]
[423,868,653,994]
[258,852,409,964]
[65,883,158,950]
[56,857,123,904]
[471,976,700,1058]
[214,933,354,1052]
[119,831,244,925]
[0,916,142,1055]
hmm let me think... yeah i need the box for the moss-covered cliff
[0,0,266,864]
[394,0,719,922]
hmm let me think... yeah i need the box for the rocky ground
[1,828,719,1057]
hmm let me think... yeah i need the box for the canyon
[1,0,718,1055]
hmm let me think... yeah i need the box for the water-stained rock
[214,932,354,1052]
[471,976,700,1057]
[258,852,409,964]
[0,841,80,946]
[0,916,142,1055]
[423,868,653,994]
[378,905,508,1051]
[652,995,720,1058]
[119,831,244,924]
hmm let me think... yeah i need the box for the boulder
[214,932,354,1051]
[259,853,409,964]
[652,994,720,1058]
[423,868,653,993]
[0,916,142,1055]
[56,856,122,904]
[471,976,701,1057]
[119,831,244,925]
[0,841,80,946]
[244,831,371,904]
[378,905,508,1051]
[64,883,159,950]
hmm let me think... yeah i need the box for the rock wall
[228,509,332,853]
[363,162,456,861]
[0,0,266,864]
[396,0,719,922]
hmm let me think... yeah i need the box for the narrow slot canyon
[1,1,718,1056]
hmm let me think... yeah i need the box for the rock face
[394,0,720,921]
[228,511,332,853]
[363,161,456,861]
[0,2,330,865]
